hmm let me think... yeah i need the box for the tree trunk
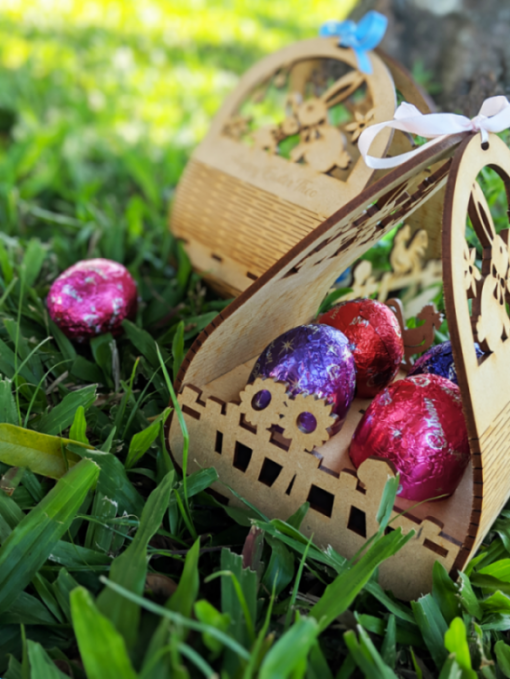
[351,0,510,115]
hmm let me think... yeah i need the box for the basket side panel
[170,381,462,600]
[443,134,510,562]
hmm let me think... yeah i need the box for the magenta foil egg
[349,374,470,501]
[47,258,138,342]
[248,324,356,428]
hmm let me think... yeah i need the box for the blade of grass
[206,569,256,644]
[70,587,138,679]
[96,471,174,647]
[99,577,251,660]
[125,407,170,469]
[0,424,85,479]
[0,380,17,425]
[156,343,193,533]
[36,385,97,436]
[0,457,99,612]
[411,594,449,669]
[168,538,200,617]
[69,406,90,445]
[258,616,320,679]
[178,641,215,679]
[172,320,185,379]
[284,535,312,632]
[311,528,413,631]
[27,641,68,678]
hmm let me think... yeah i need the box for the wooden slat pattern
[172,159,324,277]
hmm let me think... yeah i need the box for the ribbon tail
[353,48,373,75]
[362,136,450,170]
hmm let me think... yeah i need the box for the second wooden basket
[170,36,433,298]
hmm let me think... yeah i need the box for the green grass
[1,1,510,677]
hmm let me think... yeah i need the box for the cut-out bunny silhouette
[249,70,367,174]
[468,181,510,352]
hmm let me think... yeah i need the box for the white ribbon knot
[358,96,510,169]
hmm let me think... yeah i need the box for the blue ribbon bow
[319,11,388,74]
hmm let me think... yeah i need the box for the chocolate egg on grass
[349,374,470,502]
[319,298,404,398]
[47,258,138,342]
[248,324,356,429]
[409,340,484,385]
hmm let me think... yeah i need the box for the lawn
[0,1,510,677]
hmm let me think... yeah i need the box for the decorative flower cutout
[345,108,375,142]
[462,242,481,298]
[223,115,251,140]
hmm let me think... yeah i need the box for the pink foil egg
[47,258,137,342]
[349,374,470,502]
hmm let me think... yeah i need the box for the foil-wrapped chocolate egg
[249,324,356,427]
[319,298,403,398]
[408,340,484,385]
[47,258,138,342]
[349,374,470,501]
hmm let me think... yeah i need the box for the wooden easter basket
[170,37,434,298]
[168,130,510,600]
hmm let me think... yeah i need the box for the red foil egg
[47,258,138,342]
[319,298,403,398]
[349,374,470,502]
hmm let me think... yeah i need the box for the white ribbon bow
[358,96,510,170]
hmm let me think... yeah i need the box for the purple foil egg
[409,340,484,385]
[248,324,356,427]
[47,258,138,342]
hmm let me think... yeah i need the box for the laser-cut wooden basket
[170,38,434,297]
[168,131,510,600]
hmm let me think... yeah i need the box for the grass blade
[99,577,251,661]
[71,587,138,679]
[344,626,398,679]
[156,343,194,534]
[172,320,185,379]
[0,424,85,479]
[258,616,319,679]
[168,538,200,617]
[27,641,68,678]
[0,380,17,425]
[411,594,448,669]
[0,457,99,613]
[96,471,174,646]
[36,385,96,435]
[311,528,412,631]
[69,406,90,445]
[125,407,170,469]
